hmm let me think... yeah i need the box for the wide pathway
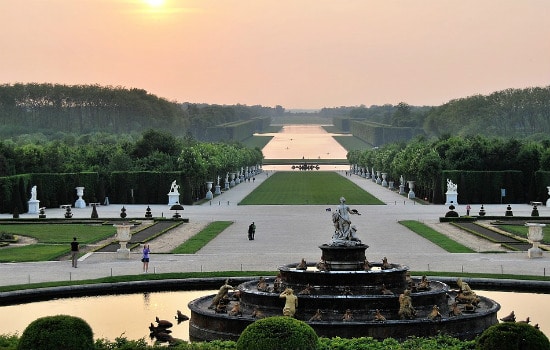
[1,170,549,287]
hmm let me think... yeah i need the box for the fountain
[189,197,500,342]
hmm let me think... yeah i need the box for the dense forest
[322,86,550,139]
[0,83,282,140]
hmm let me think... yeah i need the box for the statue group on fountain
[330,197,362,246]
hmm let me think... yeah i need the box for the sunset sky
[1,0,549,109]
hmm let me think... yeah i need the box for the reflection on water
[3,290,549,342]
[6,290,215,343]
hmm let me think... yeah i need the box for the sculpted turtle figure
[279,288,298,317]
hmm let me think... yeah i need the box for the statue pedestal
[214,185,222,195]
[168,192,180,205]
[27,200,40,214]
[399,185,405,195]
[445,192,458,206]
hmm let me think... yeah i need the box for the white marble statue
[330,197,362,246]
[169,180,180,194]
[447,179,457,192]
[30,185,37,201]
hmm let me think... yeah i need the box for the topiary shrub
[17,315,94,350]
[237,316,318,350]
[476,322,550,350]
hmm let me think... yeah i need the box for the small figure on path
[142,244,150,273]
[466,204,471,216]
[248,222,256,240]
[70,237,79,268]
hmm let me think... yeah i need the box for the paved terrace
[1,171,549,287]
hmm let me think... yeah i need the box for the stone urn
[75,187,86,208]
[114,223,132,259]
[205,181,213,200]
[547,186,550,207]
[526,223,545,259]
[381,173,388,187]
[407,181,416,199]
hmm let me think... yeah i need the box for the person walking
[142,244,150,273]
[248,222,256,240]
[466,204,471,216]
[70,237,79,268]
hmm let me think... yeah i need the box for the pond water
[3,290,549,342]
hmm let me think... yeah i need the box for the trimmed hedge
[17,315,94,350]
[476,322,549,350]
[236,316,318,350]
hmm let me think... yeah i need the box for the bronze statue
[279,288,298,317]
[398,289,416,319]
[257,277,269,292]
[455,278,480,305]
[427,305,442,321]
[209,279,234,309]
[296,258,307,270]
[374,309,386,322]
[330,197,362,246]
[417,275,430,291]
[309,309,323,321]
[342,309,354,322]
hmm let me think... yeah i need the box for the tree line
[323,86,550,140]
[0,83,281,140]
[347,134,550,204]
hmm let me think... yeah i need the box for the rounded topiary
[17,315,94,350]
[476,322,549,350]
[237,316,318,350]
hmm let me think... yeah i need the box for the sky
[1,0,549,109]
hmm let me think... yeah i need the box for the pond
[3,290,549,343]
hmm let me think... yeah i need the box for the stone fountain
[189,197,500,341]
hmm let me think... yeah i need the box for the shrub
[236,316,318,350]
[17,315,94,350]
[476,322,550,350]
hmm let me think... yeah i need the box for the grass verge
[399,220,475,253]
[171,221,233,254]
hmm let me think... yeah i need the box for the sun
[144,0,165,7]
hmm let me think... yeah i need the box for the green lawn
[399,220,475,253]
[0,224,116,244]
[240,135,273,149]
[0,224,117,262]
[496,224,550,243]
[171,221,233,254]
[239,171,384,205]
[333,135,373,152]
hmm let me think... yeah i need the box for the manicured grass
[239,171,384,205]
[0,244,69,263]
[171,221,233,254]
[0,224,116,244]
[496,224,550,243]
[333,135,373,151]
[0,224,117,262]
[399,220,475,253]
[240,135,273,149]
